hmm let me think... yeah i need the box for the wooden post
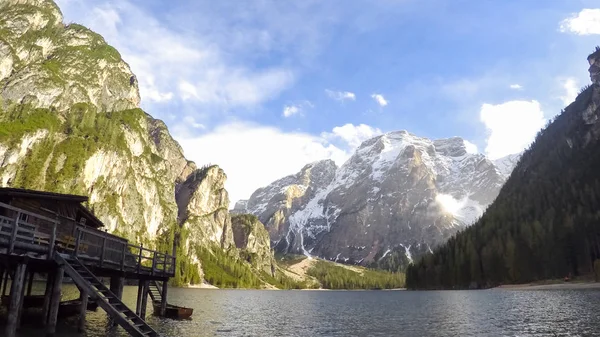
[140,280,149,320]
[48,221,57,260]
[135,279,144,316]
[160,280,168,316]
[120,243,126,271]
[100,237,107,267]
[5,263,26,337]
[17,268,29,328]
[78,289,88,332]
[9,211,21,254]
[73,230,81,256]
[0,266,4,296]
[109,276,124,326]
[109,276,124,300]
[46,266,64,336]
[42,272,55,325]
[137,244,143,274]
[151,251,157,275]
[27,271,34,296]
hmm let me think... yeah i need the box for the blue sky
[56,0,600,203]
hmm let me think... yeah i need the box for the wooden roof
[0,187,88,203]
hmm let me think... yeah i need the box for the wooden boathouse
[0,188,176,337]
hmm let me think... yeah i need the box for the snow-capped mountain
[235,131,519,266]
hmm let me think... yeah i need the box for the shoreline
[496,281,600,290]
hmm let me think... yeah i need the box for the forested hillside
[406,49,600,289]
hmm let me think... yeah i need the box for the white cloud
[56,0,295,112]
[559,77,578,105]
[371,93,388,107]
[325,89,356,102]
[322,123,382,148]
[480,100,546,159]
[509,84,523,90]
[463,140,478,154]
[283,105,301,117]
[560,9,600,35]
[175,122,352,204]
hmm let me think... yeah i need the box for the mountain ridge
[237,130,520,270]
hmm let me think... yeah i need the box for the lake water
[5,285,600,336]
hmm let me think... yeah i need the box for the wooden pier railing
[0,202,174,278]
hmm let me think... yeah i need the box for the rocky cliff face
[239,132,519,269]
[231,214,275,275]
[0,0,272,286]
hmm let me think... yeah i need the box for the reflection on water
[3,284,600,337]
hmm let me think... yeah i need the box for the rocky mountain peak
[0,0,140,112]
[587,47,600,85]
[243,130,520,269]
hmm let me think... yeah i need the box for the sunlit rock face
[240,131,519,267]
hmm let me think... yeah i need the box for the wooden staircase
[148,280,162,304]
[55,254,160,337]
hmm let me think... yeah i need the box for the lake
[6,285,600,336]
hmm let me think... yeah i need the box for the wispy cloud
[321,123,382,148]
[282,105,300,117]
[560,9,600,35]
[509,84,523,90]
[325,89,356,102]
[371,93,388,107]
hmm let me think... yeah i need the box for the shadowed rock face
[239,132,519,266]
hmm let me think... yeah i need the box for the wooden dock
[0,188,176,336]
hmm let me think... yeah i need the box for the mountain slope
[0,0,275,287]
[238,132,518,270]
[406,49,600,289]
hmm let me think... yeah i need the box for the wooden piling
[160,280,168,316]
[46,266,64,336]
[5,263,27,337]
[109,276,124,326]
[78,289,88,332]
[0,266,4,295]
[1,267,9,296]
[26,270,34,296]
[135,279,144,316]
[140,280,149,320]
[110,276,124,300]
[16,267,29,328]
[41,272,54,325]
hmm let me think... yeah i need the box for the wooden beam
[2,269,10,297]
[46,266,64,336]
[5,263,26,337]
[78,289,88,332]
